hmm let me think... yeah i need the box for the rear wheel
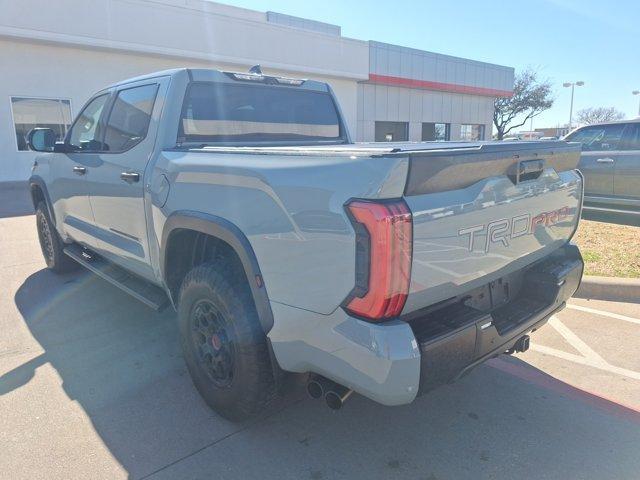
[178,263,275,421]
[35,201,77,273]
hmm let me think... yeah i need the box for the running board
[64,244,170,311]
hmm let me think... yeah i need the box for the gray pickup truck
[564,119,640,213]
[27,68,584,420]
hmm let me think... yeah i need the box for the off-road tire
[178,262,275,421]
[35,201,77,273]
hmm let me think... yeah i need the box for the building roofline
[368,40,514,72]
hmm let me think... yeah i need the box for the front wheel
[35,201,77,273]
[178,263,275,421]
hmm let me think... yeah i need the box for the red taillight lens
[344,199,412,321]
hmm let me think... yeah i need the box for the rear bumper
[268,244,583,406]
[415,243,583,394]
[268,303,421,406]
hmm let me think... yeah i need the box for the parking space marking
[531,344,640,381]
[547,316,604,362]
[566,304,640,326]
[530,316,640,381]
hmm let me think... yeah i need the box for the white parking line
[529,315,640,381]
[530,343,640,381]
[548,317,604,363]
[566,304,640,326]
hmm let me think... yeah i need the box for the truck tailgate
[402,142,583,314]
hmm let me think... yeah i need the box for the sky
[219,0,639,130]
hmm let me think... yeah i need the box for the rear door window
[178,82,344,144]
[103,84,158,152]
[565,123,627,151]
[620,124,640,151]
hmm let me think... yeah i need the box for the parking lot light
[563,81,585,130]
[633,91,640,117]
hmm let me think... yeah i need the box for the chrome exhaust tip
[325,385,353,410]
[307,375,335,399]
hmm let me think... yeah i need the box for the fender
[28,175,56,226]
[160,210,274,334]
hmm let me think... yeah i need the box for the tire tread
[178,262,275,420]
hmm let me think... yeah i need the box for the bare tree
[576,107,625,125]
[493,69,554,140]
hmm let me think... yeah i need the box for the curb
[575,275,640,303]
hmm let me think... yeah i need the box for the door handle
[596,157,615,164]
[120,171,140,183]
[72,166,87,175]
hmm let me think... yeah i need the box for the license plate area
[408,244,583,345]
[412,244,583,394]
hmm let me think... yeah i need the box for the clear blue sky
[220,0,639,130]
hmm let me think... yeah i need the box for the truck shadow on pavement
[0,183,33,219]
[6,267,640,480]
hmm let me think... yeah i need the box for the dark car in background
[565,119,640,213]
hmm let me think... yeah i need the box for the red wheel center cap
[211,334,222,350]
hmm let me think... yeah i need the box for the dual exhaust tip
[309,335,532,409]
[307,376,353,410]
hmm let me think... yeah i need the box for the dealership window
[375,121,408,142]
[460,124,485,141]
[10,97,72,151]
[422,123,450,141]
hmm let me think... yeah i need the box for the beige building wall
[0,0,512,181]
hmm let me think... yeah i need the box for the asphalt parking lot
[1,194,640,480]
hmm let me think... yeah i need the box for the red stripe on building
[368,73,513,98]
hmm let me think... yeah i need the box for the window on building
[104,84,158,152]
[10,97,72,151]
[68,94,110,151]
[460,124,485,141]
[375,121,408,142]
[422,123,450,141]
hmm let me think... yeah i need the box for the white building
[0,0,514,182]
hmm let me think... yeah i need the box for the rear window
[178,82,344,144]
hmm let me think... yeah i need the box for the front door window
[68,94,110,151]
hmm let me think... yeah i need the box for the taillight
[344,199,412,321]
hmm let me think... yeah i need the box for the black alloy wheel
[190,299,236,388]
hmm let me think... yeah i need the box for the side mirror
[27,128,56,152]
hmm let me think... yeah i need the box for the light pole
[633,91,640,117]
[563,81,584,130]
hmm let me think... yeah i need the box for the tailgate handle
[509,159,544,184]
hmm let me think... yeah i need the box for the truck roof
[576,117,640,127]
[107,67,329,92]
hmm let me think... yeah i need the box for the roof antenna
[249,64,262,75]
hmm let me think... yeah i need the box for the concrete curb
[575,275,640,303]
